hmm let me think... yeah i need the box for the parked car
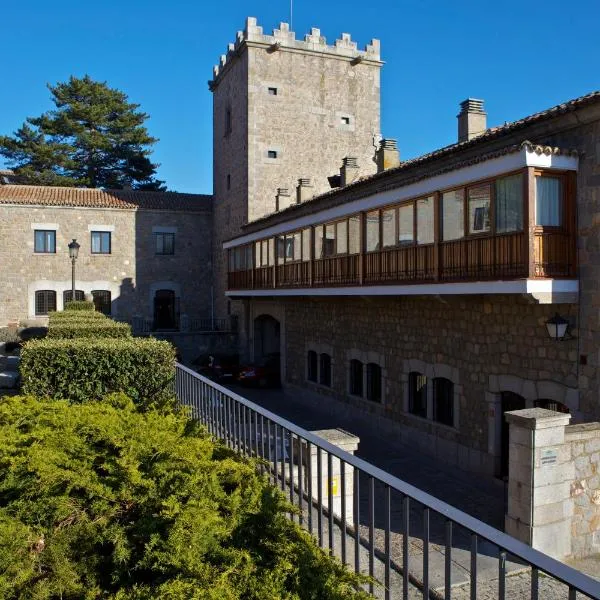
[237,353,281,388]
[193,353,240,383]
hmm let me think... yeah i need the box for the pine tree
[0,75,166,190]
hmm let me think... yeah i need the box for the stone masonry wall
[566,423,600,558]
[272,295,579,475]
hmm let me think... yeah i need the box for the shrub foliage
[63,300,95,311]
[46,322,131,339]
[20,338,175,410]
[0,395,370,599]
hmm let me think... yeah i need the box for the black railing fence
[175,363,598,600]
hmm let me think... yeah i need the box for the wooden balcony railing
[227,229,575,292]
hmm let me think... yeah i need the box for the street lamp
[545,313,570,341]
[68,239,80,303]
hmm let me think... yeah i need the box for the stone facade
[0,203,212,326]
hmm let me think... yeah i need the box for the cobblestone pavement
[220,381,599,599]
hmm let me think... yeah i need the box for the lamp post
[68,239,80,303]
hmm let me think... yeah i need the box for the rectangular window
[441,189,464,241]
[314,226,324,259]
[408,372,427,418]
[336,221,348,254]
[255,242,261,268]
[341,116,351,125]
[276,236,286,261]
[92,290,112,315]
[323,224,335,257]
[496,173,523,233]
[398,204,414,246]
[468,184,491,234]
[155,232,175,255]
[34,230,56,253]
[433,378,454,427]
[416,196,434,244]
[35,290,56,315]
[366,363,382,403]
[63,290,85,305]
[302,229,311,261]
[382,208,396,248]
[91,231,111,254]
[349,216,361,254]
[536,176,562,226]
[267,238,275,266]
[319,353,332,387]
[349,359,363,396]
[366,210,380,252]
[268,87,278,95]
[307,351,318,382]
[267,150,278,159]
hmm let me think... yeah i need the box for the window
[468,184,491,234]
[225,107,232,135]
[366,210,380,252]
[496,173,523,233]
[267,150,278,159]
[536,176,562,226]
[92,290,112,315]
[336,221,348,254]
[534,399,570,414]
[63,290,85,305]
[341,116,351,125]
[307,351,318,382]
[398,204,414,246]
[34,230,56,253]
[433,378,454,426]
[349,216,361,254]
[416,196,434,244]
[227,174,231,190]
[35,290,56,315]
[323,224,335,257]
[155,232,175,255]
[382,208,396,248]
[91,231,111,254]
[441,189,464,241]
[302,229,311,261]
[268,87,278,95]
[349,359,363,396]
[408,372,427,418]
[319,353,332,387]
[366,363,382,403]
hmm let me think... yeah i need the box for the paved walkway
[221,381,599,599]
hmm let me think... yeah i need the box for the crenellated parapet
[210,16,381,89]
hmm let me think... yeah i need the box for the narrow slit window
[268,87,278,96]
[268,150,278,159]
[341,116,351,125]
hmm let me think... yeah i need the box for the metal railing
[174,363,598,600]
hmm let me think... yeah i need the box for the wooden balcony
[227,229,575,292]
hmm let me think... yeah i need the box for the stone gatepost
[304,429,359,525]
[504,408,573,559]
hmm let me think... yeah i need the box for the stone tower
[210,16,383,316]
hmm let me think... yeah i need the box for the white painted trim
[224,148,579,249]
[152,226,178,234]
[31,223,59,230]
[88,224,115,232]
[226,279,578,297]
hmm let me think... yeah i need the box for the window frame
[34,229,56,254]
[63,290,85,305]
[92,290,112,315]
[91,231,111,255]
[35,290,56,315]
[366,362,382,403]
[408,371,428,418]
[319,353,332,387]
[349,359,363,397]
[432,377,454,427]
[155,232,175,256]
[534,172,565,229]
[307,350,318,383]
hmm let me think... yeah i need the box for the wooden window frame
[35,290,56,315]
[34,229,56,254]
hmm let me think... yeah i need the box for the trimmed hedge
[48,310,106,320]
[63,299,95,311]
[20,337,176,410]
[46,321,132,339]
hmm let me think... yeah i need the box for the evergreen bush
[63,300,95,311]
[46,321,131,339]
[48,311,106,320]
[20,338,175,410]
[0,395,370,599]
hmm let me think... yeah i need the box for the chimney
[276,187,291,211]
[457,98,487,142]
[376,139,400,172]
[296,178,313,203]
[340,157,360,186]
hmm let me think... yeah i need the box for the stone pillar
[504,408,573,559]
[304,428,359,524]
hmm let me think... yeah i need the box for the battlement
[210,16,381,88]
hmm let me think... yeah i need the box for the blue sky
[1,0,598,193]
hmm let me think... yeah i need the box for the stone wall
[566,423,600,557]
[248,295,580,476]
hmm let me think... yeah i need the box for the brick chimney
[296,178,313,203]
[457,98,487,142]
[376,139,400,172]
[340,157,360,187]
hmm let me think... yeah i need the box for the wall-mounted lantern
[545,313,570,341]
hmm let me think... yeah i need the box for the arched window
[63,290,85,305]
[366,363,382,403]
[319,353,331,387]
[307,351,318,383]
[433,377,454,427]
[535,399,570,414]
[349,359,363,396]
[92,290,112,315]
[409,372,427,418]
[35,290,56,315]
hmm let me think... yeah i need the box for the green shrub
[63,300,95,311]
[48,310,106,320]
[46,321,132,339]
[20,337,175,410]
[0,395,370,600]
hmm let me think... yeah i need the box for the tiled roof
[0,185,212,211]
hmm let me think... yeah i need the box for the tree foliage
[0,76,165,190]
[0,395,370,599]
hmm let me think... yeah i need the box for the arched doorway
[500,391,527,478]
[154,290,179,330]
